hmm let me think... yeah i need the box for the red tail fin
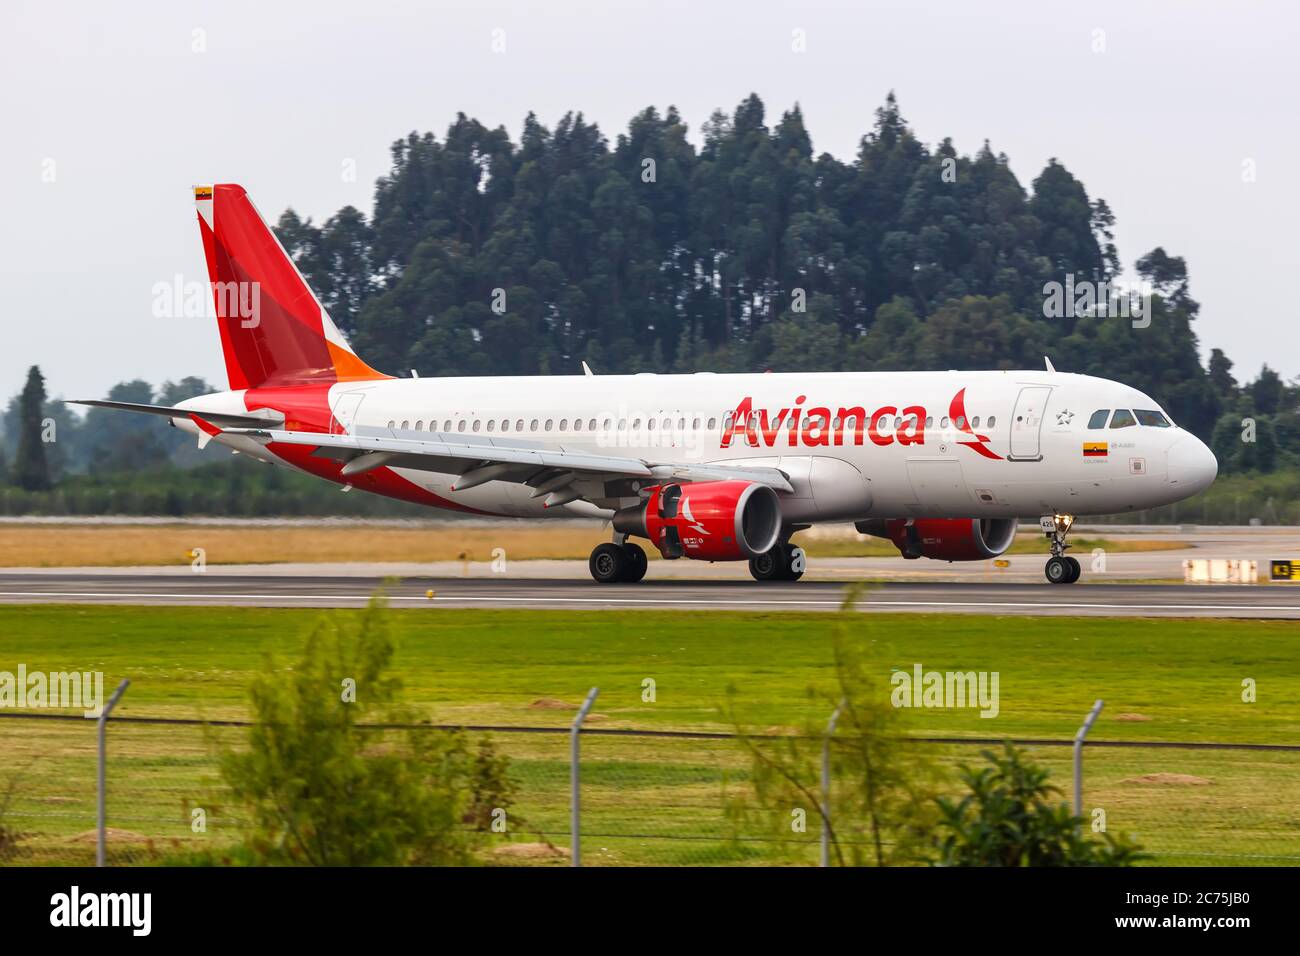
[194,184,387,390]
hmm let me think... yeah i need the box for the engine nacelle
[856,517,1018,562]
[613,480,782,561]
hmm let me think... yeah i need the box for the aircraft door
[330,390,366,435]
[1007,386,1052,461]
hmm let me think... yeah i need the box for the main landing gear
[589,538,648,584]
[1042,514,1081,585]
[748,542,806,582]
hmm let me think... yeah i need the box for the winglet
[1044,355,1056,373]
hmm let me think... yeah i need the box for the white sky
[1,0,1295,402]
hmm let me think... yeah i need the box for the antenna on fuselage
[582,361,594,376]
[1044,356,1056,373]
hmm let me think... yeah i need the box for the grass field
[1,602,1297,866]
[0,523,1188,567]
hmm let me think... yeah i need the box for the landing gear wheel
[1063,555,1081,583]
[749,548,782,582]
[749,543,806,582]
[589,543,627,584]
[784,544,806,582]
[621,542,648,583]
[1045,556,1073,585]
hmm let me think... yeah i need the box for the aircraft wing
[220,425,794,501]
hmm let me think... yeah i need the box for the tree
[727,586,939,866]
[1208,348,1237,399]
[220,595,514,865]
[81,380,172,473]
[13,366,51,491]
[1249,364,1284,416]
[930,744,1143,867]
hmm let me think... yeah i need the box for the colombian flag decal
[1083,442,1108,458]
[194,186,213,201]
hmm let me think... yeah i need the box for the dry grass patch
[1,523,1191,567]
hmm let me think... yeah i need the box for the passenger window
[530,419,538,431]
[1134,409,1171,427]
[940,417,950,428]
[707,417,716,429]
[516,419,524,431]
[401,420,409,430]
[955,416,965,428]
[1087,409,1110,429]
[486,420,495,432]
[590,419,597,431]
[559,419,568,431]
[545,419,554,431]
[572,419,581,431]
[971,416,980,428]
[457,420,466,432]
[500,420,509,432]
[618,419,626,430]
[647,419,655,430]
[925,417,934,428]
[387,420,395,429]
[414,420,423,431]
[986,415,996,428]
[1109,409,1137,429]
[472,420,481,432]
[443,420,451,432]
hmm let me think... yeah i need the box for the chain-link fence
[1,712,1297,867]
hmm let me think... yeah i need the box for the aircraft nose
[1166,434,1218,494]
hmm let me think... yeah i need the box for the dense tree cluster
[275,92,1265,446]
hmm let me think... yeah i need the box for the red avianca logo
[720,387,1001,460]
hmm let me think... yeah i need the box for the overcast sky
[1,0,1295,402]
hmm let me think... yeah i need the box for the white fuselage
[177,368,1217,524]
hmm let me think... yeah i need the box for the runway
[1,573,1298,617]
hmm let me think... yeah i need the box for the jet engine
[613,480,782,561]
[855,517,1017,562]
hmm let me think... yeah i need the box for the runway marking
[0,590,1297,614]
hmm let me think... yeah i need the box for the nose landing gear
[1041,514,1081,584]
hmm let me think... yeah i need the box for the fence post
[821,698,846,867]
[96,679,131,868]
[570,687,599,868]
[1073,699,1104,819]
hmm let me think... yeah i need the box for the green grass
[1,603,1298,866]
[0,604,1295,741]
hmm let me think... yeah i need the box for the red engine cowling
[612,480,782,561]
[856,517,1018,562]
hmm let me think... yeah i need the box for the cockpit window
[1109,409,1137,428]
[1087,409,1110,429]
[1134,409,1171,427]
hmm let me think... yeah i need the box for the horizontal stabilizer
[70,399,284,429]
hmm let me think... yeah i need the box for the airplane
[76,184,1218,586]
